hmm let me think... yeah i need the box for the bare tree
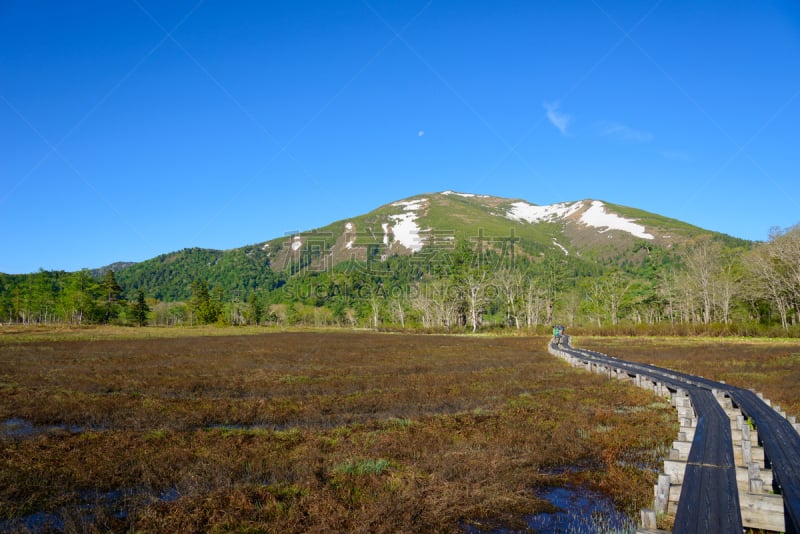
[390,295,407,328]
[561,288,581,326]
[604,270,633,326]
[496,269,523,328]
[582,278,605,327]
[369,295,382,329]
[768,225,800,325]
[745,245,789,329]
[522,277,547,327]
[674,269,700,323]
[463,270,489,333]
[582,271,632,326]
[656,268,679,324]
[744,225,800,330]
[410,287,434,328]
[714,250,743,324]
[683,238,722,324]
[414,279,459,330]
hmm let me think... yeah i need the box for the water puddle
[159,487,181,502]
[464,485,635,534]
[1,417,35,438]
[0,511,63,533]
[0,487,181,533]
[526,486,636,533]
[1,417,88,439]
[205,423,276,432]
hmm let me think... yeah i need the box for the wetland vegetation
[1,328,678,533]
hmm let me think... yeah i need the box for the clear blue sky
[2,1,799,274]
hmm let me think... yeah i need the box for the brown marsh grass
[1,329,676,532]
[576,336,800,419]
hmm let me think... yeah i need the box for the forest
[1,224,799,335]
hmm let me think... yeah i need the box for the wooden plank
[739,492,785,532]
[730,427,760,444]
[640,509,657,529]
[672,389,742,533]
[663,459,686,485]
[736,443,765,465]
[668,483,681,504]
[670,440,691,461]
[553,340,794,534]
[654,474,671,514]
[731,388,800,534]
[668,438,767,467]
[734,465,774,489]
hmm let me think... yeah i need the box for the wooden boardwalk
[550,336,800,534]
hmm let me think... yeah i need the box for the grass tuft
[333,458,392,476]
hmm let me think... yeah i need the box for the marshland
[1,327,798,532]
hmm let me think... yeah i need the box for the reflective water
[527,486,636,533]
[1,417,88,438]
[0,487,182,533]
[464,485,636,534]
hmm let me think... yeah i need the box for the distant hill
[113,246,276,302]
[263,191,734,270]
[105,191,748,301]
[90,262,137,278]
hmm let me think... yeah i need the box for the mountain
[90,262,138,278]
[263,191,731,270]
[111,192,748,301]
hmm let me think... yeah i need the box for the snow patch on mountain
[392,199,427,211]
[389,198,426,252]
[552,239,569,256]
[579,201,653,240]
[381,223,390,246]
[441,190,489,198]
[506,199,653,240]
[505,201,583,223]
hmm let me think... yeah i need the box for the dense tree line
[111,246,279,301]
[2,225,799,334]
[0,270,148,326]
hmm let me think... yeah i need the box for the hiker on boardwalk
[553,324,562,346]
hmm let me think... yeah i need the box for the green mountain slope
[113,246,279,301]
[261,192,744,274]
[93,192,752,300]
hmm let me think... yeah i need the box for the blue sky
[2,1,799,274]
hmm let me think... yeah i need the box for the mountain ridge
[260,191,732,272]
[89,191,749,301]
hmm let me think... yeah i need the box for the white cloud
[544,101,571,135]
[598,121,653,143]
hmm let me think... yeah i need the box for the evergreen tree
[65,269,98,324]
[99,270,123,323]
[247,292,264,325]
[190,280,223,324]
[210,286,225,321]
[129,290,150,326]
[190,280,210,325]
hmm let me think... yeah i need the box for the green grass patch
[333,458,392,476]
